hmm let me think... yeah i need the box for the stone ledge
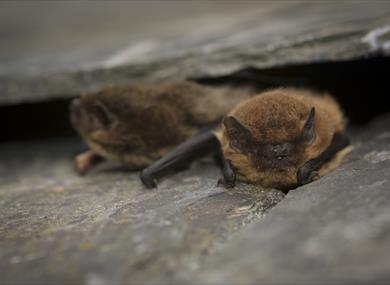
[1,2,389,106]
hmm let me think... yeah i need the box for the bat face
[220,91,322,189]
[223,108,314,172]
[253,141,301,170]
[70,98,118,139]
[69,89,162,167]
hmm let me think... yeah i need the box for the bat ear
[223,116,253,152]
[301,107,316,144]
[95,101,117,128]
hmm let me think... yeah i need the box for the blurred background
[0,1,289,76]
[0,1,388,75]
[1,1,390,141]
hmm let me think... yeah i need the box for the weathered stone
[193,113,390,284]
[0,139,284,284]
[2,112,390,284]
[1,2,390,105]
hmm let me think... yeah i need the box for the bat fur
[141,88,352,190]
[70,81,254,174]
[216,88,351,190]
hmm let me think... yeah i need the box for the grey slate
[1,112,390,284]
[0,139,284,284]
[194,114,390,285]
[1,1,390,105]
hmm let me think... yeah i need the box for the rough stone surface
[1,1,390,105]
[0,139,284,284]
[193,114,390,285]
[1,113,390,284]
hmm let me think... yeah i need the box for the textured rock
[193,113,390,284]
[1,113,390,284]
[0,139,284,284]
[1,2,390,105]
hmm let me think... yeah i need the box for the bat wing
[297,132,350,185]
[140,129,220,189]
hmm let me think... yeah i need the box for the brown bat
[70,81,254,175]
[140,88,352,190]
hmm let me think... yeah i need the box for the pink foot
[74,151,103,175]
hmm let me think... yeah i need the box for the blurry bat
[140,88,352,190]
[70,81,254,174]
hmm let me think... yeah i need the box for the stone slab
[194,114,390,284]
[1,1,390,105]
[1,113,390,284]
[0,139,284,284]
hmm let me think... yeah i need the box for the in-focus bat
[70,81,254,175]
[140,88,352,190]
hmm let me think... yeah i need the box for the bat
[140,88,352,190]
[70,81,254,175]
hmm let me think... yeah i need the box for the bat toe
[217,176,236,188]
[140,169,157,189]
[297,165,318,185]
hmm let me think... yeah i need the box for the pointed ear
[95,101,117,128]
[223,116,253,152]
[301,107,316,144]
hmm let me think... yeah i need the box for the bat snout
[70,98,81,114]
[69,98,93,134]
[70,98,82,126]
[271,144,290,160]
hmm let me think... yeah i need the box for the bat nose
[272,144,288,159]
[69,98,84,129]
[70,98,81,115]
[273,145,285,153]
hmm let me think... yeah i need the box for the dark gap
[1,98,77,142]
[1,56,389,142]
[195,56,390,125]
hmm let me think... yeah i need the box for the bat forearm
[140,130,220,189]
[297,132,350,185]
[216,150,236,188]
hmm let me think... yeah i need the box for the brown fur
[216,88,348,190]
[71,81,253,169]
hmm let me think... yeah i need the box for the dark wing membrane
[297,132,350,185]
[140,130,220,189]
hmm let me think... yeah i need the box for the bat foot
[217,175,236,189]
[217,158,236,188]
[297,165,319,185]
[140,169,157,189]
[74,151,102,175]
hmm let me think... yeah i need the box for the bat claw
[217,177,236,189]
[140,169,157,189]
[297,165,319,185]
[217,159,236,188]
